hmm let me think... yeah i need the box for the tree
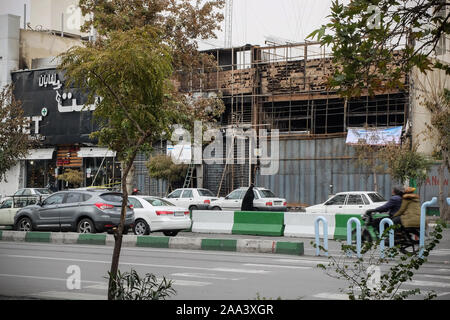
[78,0,225,72]
[59,26,175,300]
[308,0,449,98]
[59,2,225,300]
[57,168,84,188]
[380,143,434,187]
[422,85,450,220]
[147,154,188,193]
[0,85,30,182]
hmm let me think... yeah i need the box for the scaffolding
[174,41,409,195]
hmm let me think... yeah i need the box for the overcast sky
[203,0,336,49]
[0,0,340,49]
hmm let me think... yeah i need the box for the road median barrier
[0,231,304,256]
[333,214,363,240]
[136,235,170,248]
[77,233,107,245]
[284,212,335,239]
[232,211,285,236]
[192,210,234,234]
[25,231,51,243]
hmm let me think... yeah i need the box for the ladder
[183,162,195,188]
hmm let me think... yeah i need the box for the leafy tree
[308,0,450,98]
[59,26,175,300]
[423,87,450,220]
[380,143,434,186]
[147,154,188,193]
[60,1,225,301]
[57,168,84,188]
[0,85,30,182]
[78,0,225,72]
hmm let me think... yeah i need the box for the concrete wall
[29,0,88,37]
[409,66,450,156]
[0,14,20,88]
[19,29,82,69]
[0,162,24,199]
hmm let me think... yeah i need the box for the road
[1,240,450,300]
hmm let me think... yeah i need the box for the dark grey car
[14,190,134,233]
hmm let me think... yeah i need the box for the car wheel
[17,217,32,231]
[77,218,96,234]
[133,219,150,236]
[189,205,198,211]
[163,230,179,237]
[212,206,221,211]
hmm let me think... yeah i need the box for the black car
[14,190,134,233]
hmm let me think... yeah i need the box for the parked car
[0,198,21,227]
[14,190,134,233]
[305,191,387,215]
[164,188,219,211]
[13,188,53,198]
[209,187,287,212]
[128,196,191,236]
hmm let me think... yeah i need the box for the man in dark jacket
[241,184,255,211]
[365,186,404,217]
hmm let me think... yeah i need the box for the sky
[202,0,336,49]
[0,0,338,49]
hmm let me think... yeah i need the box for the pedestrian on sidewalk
[241,183,255,211]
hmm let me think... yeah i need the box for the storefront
[10,68,122,191]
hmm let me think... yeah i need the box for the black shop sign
[12,68,99,145]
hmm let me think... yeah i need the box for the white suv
[164,188,219,211]
[209,187,287,212]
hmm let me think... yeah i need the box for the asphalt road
[0,239,450,300]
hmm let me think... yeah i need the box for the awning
[22,148,55,160]
[77,147,116,158]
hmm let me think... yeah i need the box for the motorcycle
[352,212,420,254]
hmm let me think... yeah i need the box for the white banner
[346,126,402,145]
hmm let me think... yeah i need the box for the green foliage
[379,144,434,185]
[308,0,450,98]
[78,0,225,71]
[107,269,176,300]
[147,154,187,188]
[0,85,31,182]
[57,169,84,187]
[312,222,445,300]
[59,26,174,165]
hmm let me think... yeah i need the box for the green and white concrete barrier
[0,231,304,255]
[284,212,335,239]
[191,210,234,234]
[232,211,285,236]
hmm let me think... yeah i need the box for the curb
[0,231,304,256]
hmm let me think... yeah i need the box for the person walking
[241,183,255,211]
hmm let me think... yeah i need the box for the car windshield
[258,189,276,198]
[367,193,386,202]
[143,197,174,207]
[35,188,52,195]
[198,189,214,197]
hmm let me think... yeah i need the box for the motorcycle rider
[365,186,404,218]
[391,187,420,228]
